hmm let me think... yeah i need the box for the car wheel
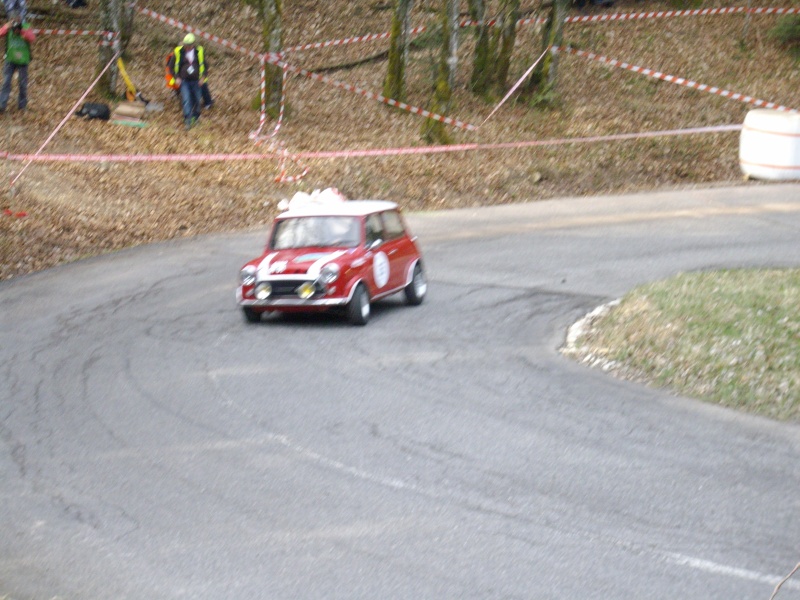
[404,262,427,306]
[347,284,370,326]
[242,306,261,323]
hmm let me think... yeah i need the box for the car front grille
[261,279,317,297]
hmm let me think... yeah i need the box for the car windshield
[271,216,361,250]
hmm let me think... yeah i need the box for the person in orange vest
[0,10,34,113]
[167,33,208,130]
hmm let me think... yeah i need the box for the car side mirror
[367,239,383,251]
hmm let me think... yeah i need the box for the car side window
[381,210,406,240]
[365,214,384,246]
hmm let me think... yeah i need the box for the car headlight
[297,282,316,299]
[319,263,340,284]
[240,266,257,285]
[254,282,272,300]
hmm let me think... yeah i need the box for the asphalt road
[2,183,799,600]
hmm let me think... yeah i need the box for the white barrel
[739,109,800,180]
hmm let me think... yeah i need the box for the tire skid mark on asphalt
[92,434,292,460]
[351,346,544,368]
[662,552,800,591]
[76,354,800,593]
[207,365,288,376]
[208,364,795,593]
[287,427,800,595]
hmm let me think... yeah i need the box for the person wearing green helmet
[167,32,209,130]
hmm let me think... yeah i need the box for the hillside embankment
[1,0,798,279]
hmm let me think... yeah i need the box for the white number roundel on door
[373,251,390,288]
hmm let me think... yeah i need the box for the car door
[380,209,415,291]
[364,212,391,294]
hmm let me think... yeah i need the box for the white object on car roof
[277,187,346,212]
[277,187,397,217]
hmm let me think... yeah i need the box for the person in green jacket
[0,10,34,112]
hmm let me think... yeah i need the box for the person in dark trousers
[0,10,34,113]
[3,0,26,21]
[165,47,212,109]
[167,33,208,130]
[201,76,213,110]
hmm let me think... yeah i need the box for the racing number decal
[373,252,390,288]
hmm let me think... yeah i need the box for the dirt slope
[1,0,798,279]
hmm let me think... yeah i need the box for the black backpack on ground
[76,102,110,120]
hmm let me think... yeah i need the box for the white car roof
[278,200,399,219]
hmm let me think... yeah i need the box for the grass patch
[769,15,800,62]
[565,269,800,422]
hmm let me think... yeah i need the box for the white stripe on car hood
[307,251,346,277]
[256,253,278,278]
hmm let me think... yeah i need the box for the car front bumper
[236,286,350,307]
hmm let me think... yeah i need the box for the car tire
[347,284,370,326]
[404,262,427,306]
[242,306,261,323]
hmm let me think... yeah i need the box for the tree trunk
[493,0,519,94]
[97,0,119,97]
[97,0,139,98]
[255,0,284,118]
[422,0,458,144]
[470,0,519,98]
[446,0,458,90]
[523,0,568,102]
[383,0,414,102]
[468,0,491,95]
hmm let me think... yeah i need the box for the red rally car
[236,189,427,326]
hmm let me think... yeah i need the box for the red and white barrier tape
[136,6,263,60]
[250,55,269,138]
[257,49,476,132]
[555,46,798,113]
[31,29,117,46]
[32,28,115,36]
[274,143,310,183]
[248,66,305,182]
[287,7,800,55]
[284,26,428,53]
[563,5,799,24]
[283,20,482,53]
[250,61,288,142]
[274,58,477,131]
[467,6,800,28]
[0,124,741,163]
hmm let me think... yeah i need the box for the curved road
[2,184,799,599]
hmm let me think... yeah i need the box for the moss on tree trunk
[493,0,520,95]
[468,0,491,95]
[522,0,568,104]
[383,0,414,102]
[257,0,284,118]
[422,0,458,144]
